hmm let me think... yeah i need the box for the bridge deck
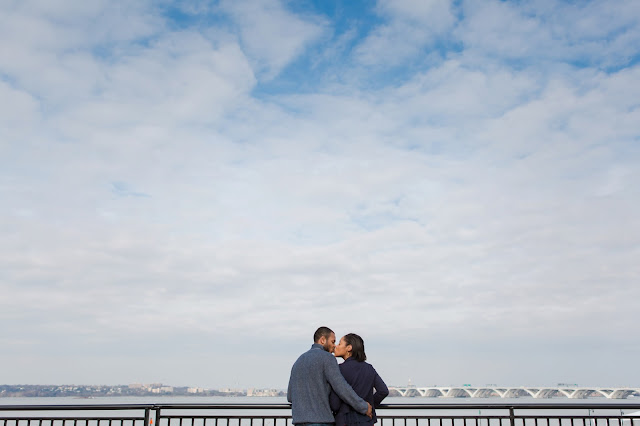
[389,386,640,399]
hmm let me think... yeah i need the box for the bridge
[389,385,640,399]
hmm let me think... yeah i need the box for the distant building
[151,386,174,393]
[247,388,280,397]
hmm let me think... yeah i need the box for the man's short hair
[313,326,334,343]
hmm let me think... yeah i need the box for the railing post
[509,406,515,426]
[144,409,150,426]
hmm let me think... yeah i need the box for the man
[288,326,373,425]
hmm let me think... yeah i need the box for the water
[0,396,284,405]
[1,396,638,405]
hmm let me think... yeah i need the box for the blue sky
[1,0,640,390]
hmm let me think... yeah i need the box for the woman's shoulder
[362,360,375,369]
[349,360,377,374]
[363,361,382,376]
[339,358,368,370]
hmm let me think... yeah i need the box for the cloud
[219,0,328,79]
[353,0,457,67]
[457,0,640,69]
[0,80,41,139]
[0,1,162,91]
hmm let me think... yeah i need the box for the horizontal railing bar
[148,405,293,410]
[514,417,640,419]
[160,417,292,419]
[377,417,511,420]
[377,404,640,410]
[0,407,154,412]
[3,403,640,411]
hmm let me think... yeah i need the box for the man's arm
[323,356,370,415]
[287,374,293,403]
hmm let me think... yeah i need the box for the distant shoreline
[0,384,284,398]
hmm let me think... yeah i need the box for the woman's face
[334,336,352,359]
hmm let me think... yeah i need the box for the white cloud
[0,81,41,140]
[220,0,327,79]
[0,1,161,87]
[353,0,456,66]
[457,0,640,69]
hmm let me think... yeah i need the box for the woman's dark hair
[343,333,367,362]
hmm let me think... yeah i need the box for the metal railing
[0,404,152,426]
[375,404,640,426]
[1,403,639,426]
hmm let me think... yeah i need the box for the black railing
[375,404,640,426]
[1,403,639,426]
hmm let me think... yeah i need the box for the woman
[330,333,389,426]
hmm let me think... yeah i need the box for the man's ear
[318,336,326,345]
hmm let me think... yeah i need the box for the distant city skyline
[3,381,638,389]
[2,383,639,400]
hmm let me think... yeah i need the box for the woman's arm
[372,371,389,407]
[329,389,342,412]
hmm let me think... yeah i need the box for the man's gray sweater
[287,344,368,424]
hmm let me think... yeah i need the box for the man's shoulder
[302,345,331,356]
[294,346,332,365]
[305,347,334,364]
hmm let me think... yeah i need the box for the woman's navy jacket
[329,357,389,426]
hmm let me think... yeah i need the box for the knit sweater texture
[287,344,368,424]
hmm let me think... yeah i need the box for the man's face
[321,332,336,353]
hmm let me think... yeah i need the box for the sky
[1,0,639,391]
